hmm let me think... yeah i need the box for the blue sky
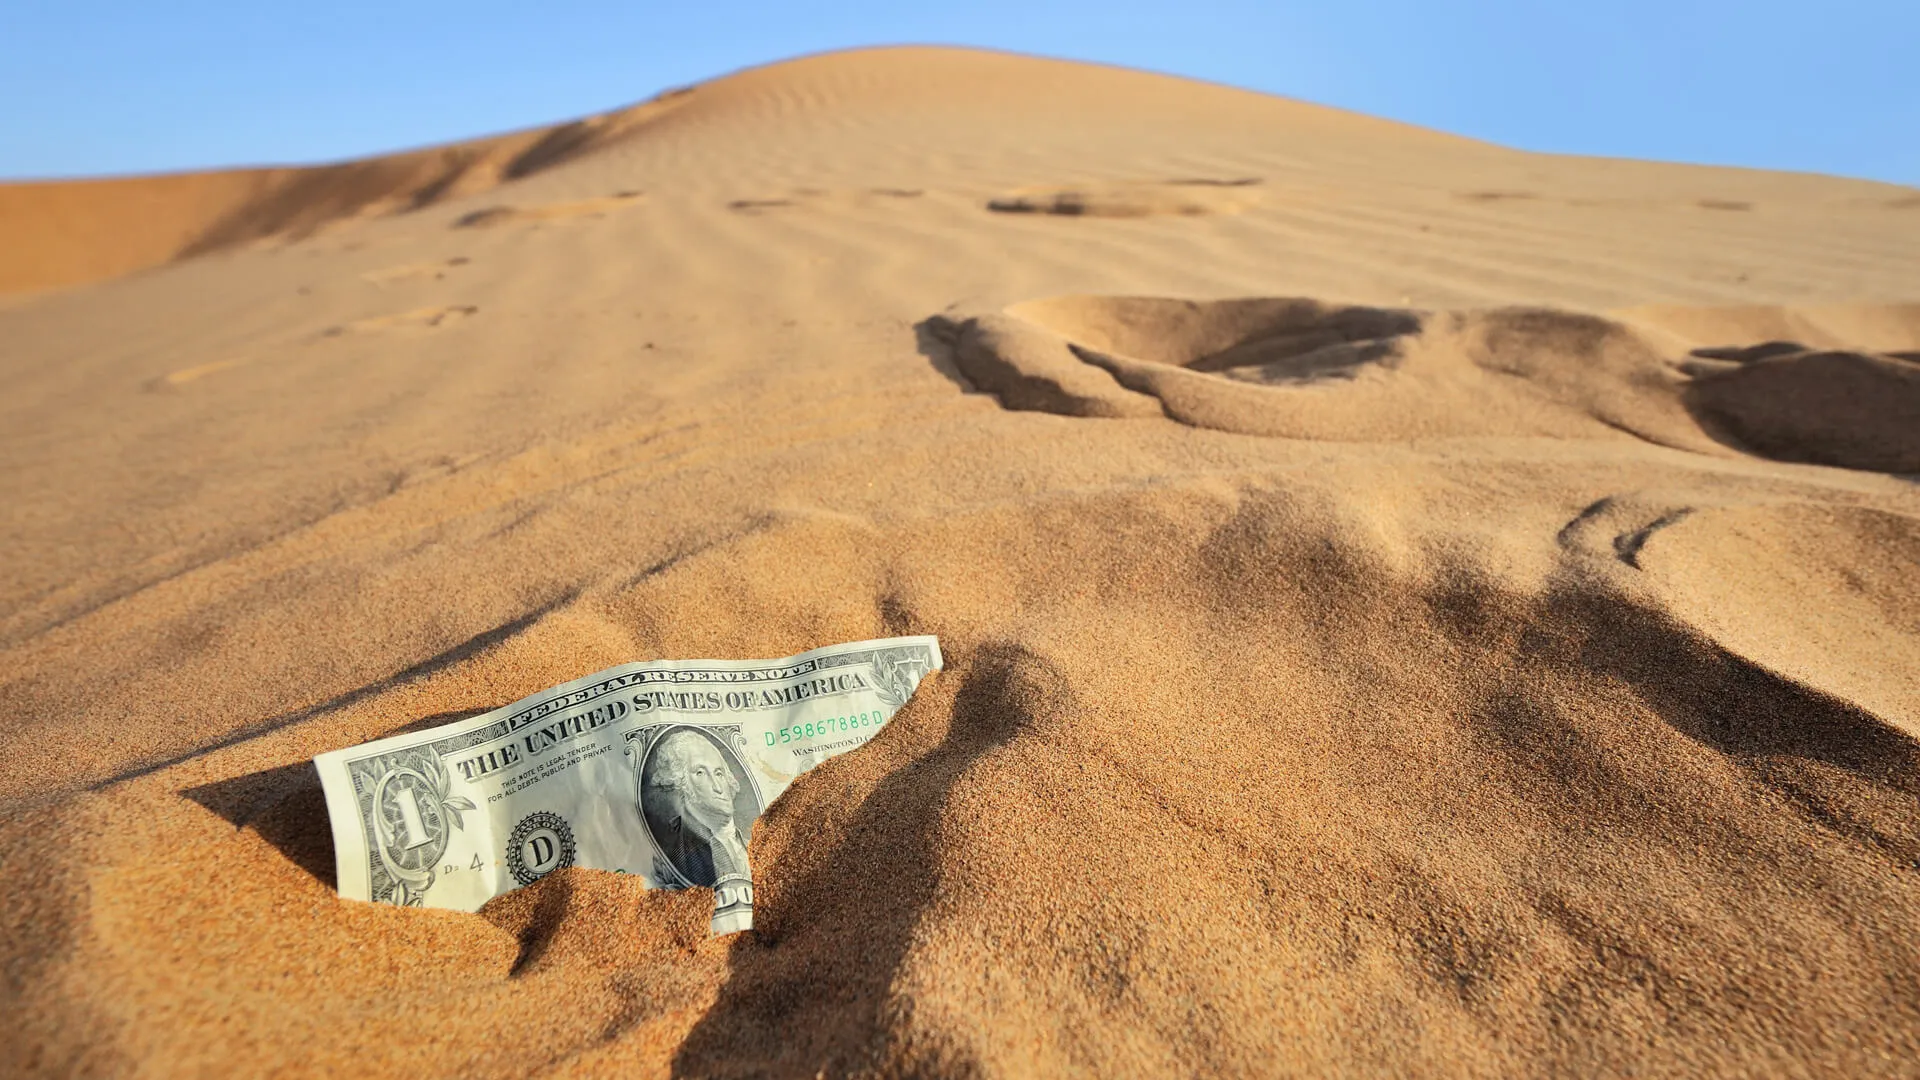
[2,1,1914,185]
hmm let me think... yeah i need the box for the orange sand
[3,47,1919,1077]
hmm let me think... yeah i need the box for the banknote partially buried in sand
[314,636,942,934]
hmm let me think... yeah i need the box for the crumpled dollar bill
[315,636,941,934]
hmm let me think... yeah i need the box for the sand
[2,45,1919,1077]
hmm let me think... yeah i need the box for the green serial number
[767,711,882,745]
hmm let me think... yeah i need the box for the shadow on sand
[667,641,1069,1077]
[181,707,489,890]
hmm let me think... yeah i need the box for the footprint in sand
[929,295,1695,445]
[322,305,478,337]
[986,178,1261,218]
[726,188,923,213]
[360,257,470,287]
[452,191,642,229]
[1677,338,1920,472]
[925,296,1432,427]
[1455,191,1540,203]
[151,356,257,388]
[154,304,479,387]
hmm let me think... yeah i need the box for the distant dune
[0,90,694,294]
[3,46,1919,1078]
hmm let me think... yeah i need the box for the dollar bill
[314,635,941,934]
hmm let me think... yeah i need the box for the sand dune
[3,46,1919,1077]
